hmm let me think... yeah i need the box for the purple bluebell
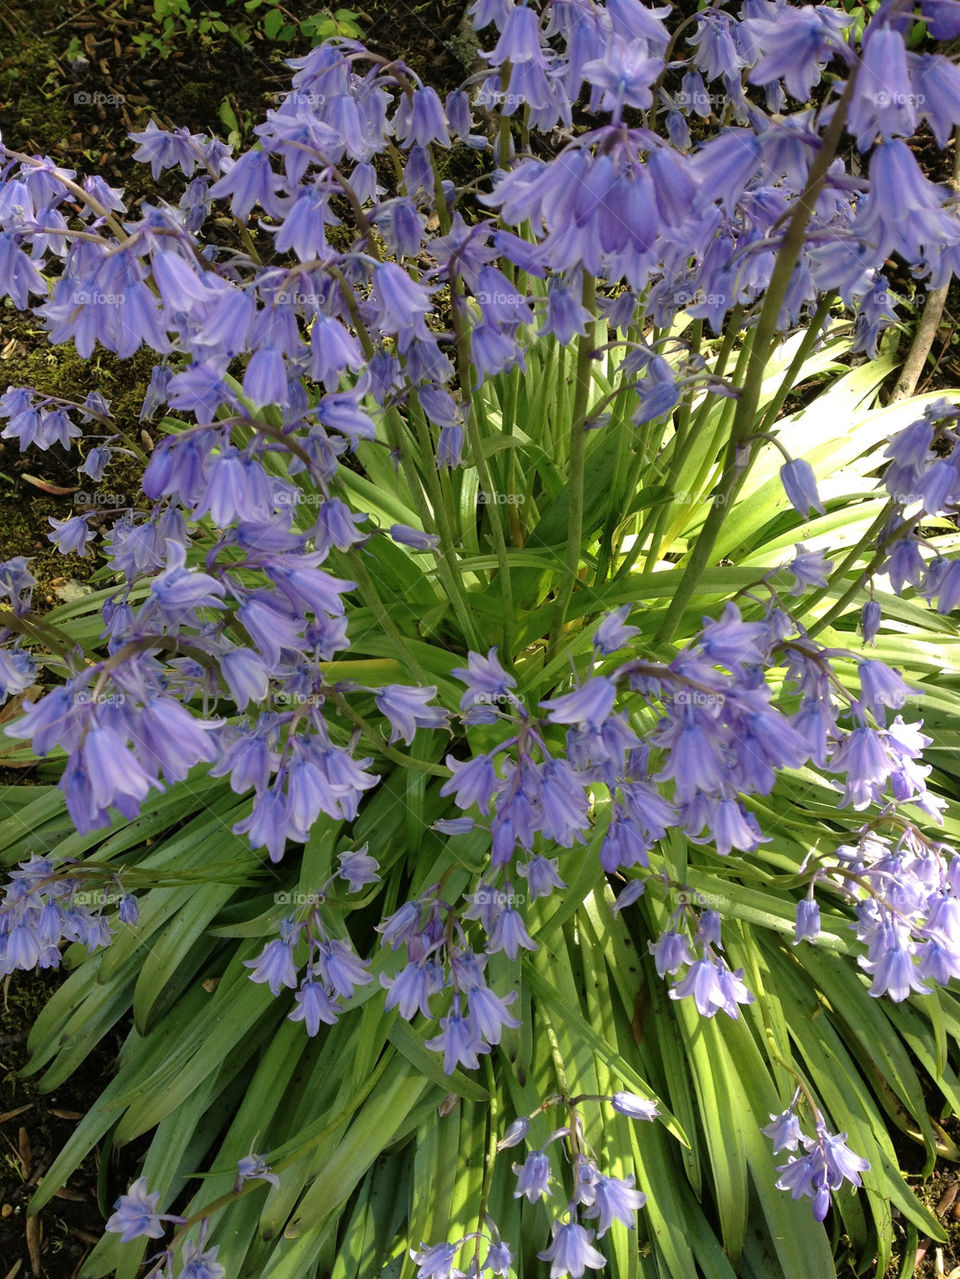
[179,1239,225,1279]
[244,919,301,995]
[538,1220,606,1279]
[375,684,449,744]
[513,1150,552,1202]
[235,1152,280,1190]
[338,846,380,892]
[780,458,825,518]
[584,1174,647,1236]
[593,605,640,656]
[763,1106,802,1154]
[105,1178,184,1242]
[381,959,443,1020]
[669,956,754,1019]
[793,897,821,946]
[425,994,490,1073]
[610,1092,659,1121]
[497,1116,530,1150]
[516,855,565,900]
[410,1241,461,1279]
[388,524,441,552]
[483,1239,513,1276]
[289,979,342,1035]
[487,906,537,961]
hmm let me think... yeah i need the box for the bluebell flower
[486,3,546,66]
[861,599,882,645]
[593,606,640,657]
[776,1121,869,1220]
[388,523,441,552]
[540,280,591,344]
[912,53,960,149]
[440,752,499,815]
[244,921,301,995]
[763,1106,802,1154]
[785,547,830,594]
[483,1239,513,1276]
[375,684,449,744]
[793,898,821,946]
[669,956,754,1018]
[919,0,960,39]
[496,1116,530,1150]
[516,855,565,900]
[179,1239,225,1279]
[854,139,956,266]
[208,148,285,219]
[610,1092,659,1121]
[105,1177,184,1242]
[467,982,521,1045]
[541,678,617,732]
[433,817,475,836]
[538,1219,606,1279]
[582,37,659,116]
[118,893,139,926]
[512,1150,552,1202]
[584,1173,647,1236]
[0,648,36,701]
[410,1241,462,1279]
[425,994,490,1073]
[487,906,537,961]
[313,937,372,1000]
[451,648,516,713]
[129,119,203,179]
[337,846,380,892]
[289,978,341,1036]
[780,458,825,518]
[745,5,852,101]
[381,959,443,1020]
[371,262,434,352]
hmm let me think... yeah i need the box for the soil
[1,1,960,1275]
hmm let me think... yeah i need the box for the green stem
[653,71,860,646]
[451,298,515,660]
[548,275,597,660]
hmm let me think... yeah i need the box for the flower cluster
[414,1091,659,1279]
[1,0,960,1259]
[0,856,136,978]
[764,1092,870,1221]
